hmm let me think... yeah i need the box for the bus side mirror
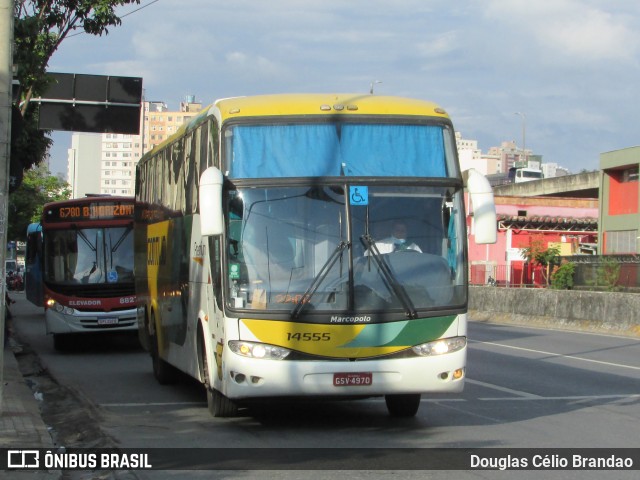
[463,168,497,245]
[199,167,224,236]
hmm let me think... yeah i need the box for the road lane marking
[101,401,205,407]
[470,340,640,371]
[424,399,503,423]
[465,379,542,398]
[474,394,640,401]
[100,394,640,409]
[471,320,640,340]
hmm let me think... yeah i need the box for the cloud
[44,0,640,176]
[484,0,640,64]
[416,31,459,58]
[224,51,285,79]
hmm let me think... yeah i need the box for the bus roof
[142,94,452,161]
[26,222,41,234]
[213,93,450,121]
[42,195,135,210]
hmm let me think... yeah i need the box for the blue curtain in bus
[231,125,341,178]
[340,125,446,177]
[447,212,457,270]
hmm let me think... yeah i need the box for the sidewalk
[1,309,61,478]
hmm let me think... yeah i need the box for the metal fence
[470,263,546,288]
[470,255,640,290]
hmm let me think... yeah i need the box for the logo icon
[107,270,118,283]
[7,450,40,469]
[350,186,369,206]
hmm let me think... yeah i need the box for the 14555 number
[286,332,331,341]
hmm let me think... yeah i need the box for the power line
[66,0,161,38]
[121,0,161,20]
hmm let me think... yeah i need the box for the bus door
[25,224,44,307]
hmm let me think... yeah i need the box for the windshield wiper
[292,241,349,319]
[108,227,133,270]
[76,229,97,252]
[360,234,417,319]
[110,227,132,254]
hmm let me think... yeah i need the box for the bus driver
[369,221,422,255]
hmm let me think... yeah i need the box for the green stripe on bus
[341,315,457,348]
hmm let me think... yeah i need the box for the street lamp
[369,80,382,95]
[514,112,526,161]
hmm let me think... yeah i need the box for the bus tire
[53,334,70,352]
[149,320,178,385]
[201,337,237,417]
[385,393,421,417]
[207,388,238,418]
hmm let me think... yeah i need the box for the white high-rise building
[67,133,102,198]
[100,133,141,195]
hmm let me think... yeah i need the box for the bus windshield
[226,184,465,314]
[43,227,134,285]
[225,123,455,178]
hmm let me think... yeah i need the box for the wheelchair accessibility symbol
[350,186,368,206]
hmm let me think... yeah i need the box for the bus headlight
[228,341,291,360]
[411,336,466,357]
[46,298,75,316]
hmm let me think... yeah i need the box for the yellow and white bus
[134,93,496,417]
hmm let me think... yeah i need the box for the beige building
[456,132,502,175]
[487,140,530,174]
[143,97,202,153]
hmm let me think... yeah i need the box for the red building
[599,146,640,254]
[468,195,598,286]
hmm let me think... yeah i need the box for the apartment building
[101,133,140,195]
[456,134,515,176]
[487,140,530,174]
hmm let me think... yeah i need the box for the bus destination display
[46,202,134,222]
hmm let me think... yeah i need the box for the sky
[44,0,640,177]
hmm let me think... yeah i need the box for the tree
[521,235,561,286]
[14,0,141,113]
[7,163,71,241]
[12,0,141,170]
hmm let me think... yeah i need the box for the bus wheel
[207,388,238,418]
[150,333,178,384]
[385,394,421,417]
[53,334,70,352]
[201,340,237,418]
[149,316,178,385]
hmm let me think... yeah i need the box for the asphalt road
[8,292,640,479]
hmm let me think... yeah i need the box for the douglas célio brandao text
[470,453,635,470]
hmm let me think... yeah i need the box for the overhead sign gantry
[34,73,143,134]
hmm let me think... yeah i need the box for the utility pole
[0,0,14,412]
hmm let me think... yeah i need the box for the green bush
[596,258,621,291]
[551,262,575,290]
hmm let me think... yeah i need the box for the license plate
[98,317,118,325]
[333,372,372,387]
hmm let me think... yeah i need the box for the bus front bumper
[220,347,466,400]
[45,308,138,334]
